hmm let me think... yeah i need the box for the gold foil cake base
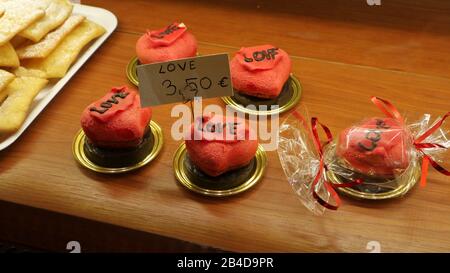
[73,120,163,174]
[221,74,302,116]
[324,142,420,200]
[173,143,267,197]
[126,56,139,86]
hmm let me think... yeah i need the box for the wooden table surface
[1,0,449,252]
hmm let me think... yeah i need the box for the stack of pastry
[0,0,105,136]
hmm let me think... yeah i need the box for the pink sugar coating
[136,31,197,64]
[81,87,152,148]
[230,46,292,99]
[185,115,258,177]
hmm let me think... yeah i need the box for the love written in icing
[244,47,279,62]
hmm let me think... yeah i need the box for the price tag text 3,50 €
[137,53,233,107]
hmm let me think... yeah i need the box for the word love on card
[137,53,233,107]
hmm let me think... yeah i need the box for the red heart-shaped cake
[136,22,197,64]
[81,86,152,148]
[185,114,258,177]
[230,44,292,99]
[335,117,412,178]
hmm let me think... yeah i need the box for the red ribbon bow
[292,111,363,210]
[371,96,450,187]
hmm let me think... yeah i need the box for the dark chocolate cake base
[83,128,154,168]
[232,78,292,108]
[184,155,257,191]
[333,171,398,194]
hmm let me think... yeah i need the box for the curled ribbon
[292,111,363,210]
[371,97,450,187]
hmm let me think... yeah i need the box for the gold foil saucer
[173,143,267,197]
[221,74,302,116]
[73,121,163,174]
[324,143,420,200]
[126,56,139,86]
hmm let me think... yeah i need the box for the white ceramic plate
[0,4,117,151]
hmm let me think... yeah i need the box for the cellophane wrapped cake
[278,97,449,215]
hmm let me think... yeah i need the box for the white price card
[137,53,233,107]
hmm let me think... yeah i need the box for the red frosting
[336,118,411,178]
[230,45,292,99]
[136,22,198,64]
[185,114,258,177]
[81,86,152,148]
